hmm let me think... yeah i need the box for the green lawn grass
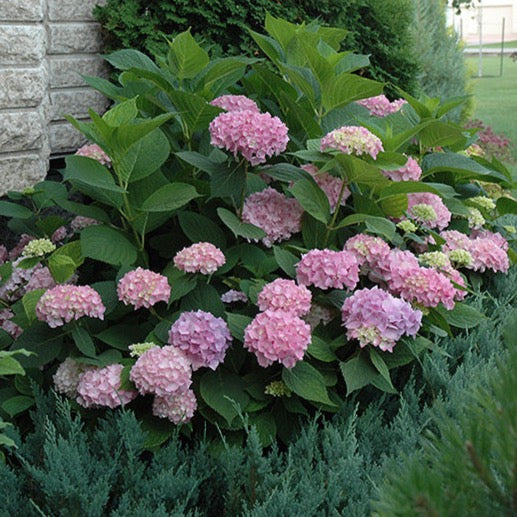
[466,39,517,48]
[466,56,517,173]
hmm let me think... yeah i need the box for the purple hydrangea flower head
[168,310,232,371]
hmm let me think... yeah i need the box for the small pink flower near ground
[130,345,192,397]
[168,310,232,371]
[75,143,111,167]
[174,242,226,275]
[36,285,105,328]
[244,310,311,368]
[76,364,137,408]
[152,389,197,424]
[117,267,171,309]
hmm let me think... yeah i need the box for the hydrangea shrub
[0,15,515,446]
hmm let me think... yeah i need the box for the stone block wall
[0,0,108,196]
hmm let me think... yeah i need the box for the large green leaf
[289,179,330,224]
[167,90,221,135]
[140,183,200,212]
[102,97,138,126]
[167,29,209,80]
[418,121,467,149]
[2,396,34,417]
[10,323,63,368]
[217,208,266,240]
[225,313,253,342]
[178,211,227,249]
[180,283,225,317]
[322,73,383,112]
[22,289,46,325]
[103,49,161,73]
[340,353,397,394]
[176,151,228,175]
[53,199,110,223]
[201,58,251,96]
[273,246,299,278]
[199,369,250,425]
[256,163,312,183]
[80,225,138,265]
[436,302,486,329]
[282,361,336,406]
[0,201,33,219]
[72,326,97,358]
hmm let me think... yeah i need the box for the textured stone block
[49,55,108,88]
[0,112,44,152]
[48,0,106,22]
[50,120,88,153]
[48,23,104,54]
[0,0,44,21]
[0,25,46,65]
[50,88,110,120]
[0,154,48,197]
[0,68,47,109]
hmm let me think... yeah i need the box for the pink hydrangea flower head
[381,156,422,182]
[257,278,312,317]
[341,286,422,352]
[244,310,311,368]
[70,216,100,232]
[320,125,384,159]
[389,265,457,310]
[75,143,111,167]
[373,249,420,285]
[0,245,7,265]
[344,234,391,270]
[209,110,289,166]
[51,226,69,244]
[130,345,192,397]
[407,192,451,230]
[242,188,304,247]
[301,164,350,212]
[25,266,57,293]
[76,364,137,408]
[296,249,359,290]
[53,358,94,398]
[356,95,407,117]
[469,237,509,273]
[117,267,171,310]
[210,95,260,113]
[168,310,232,371]
[303,304,335,330]
[36,285,105,328]
[470,229,509,251]
[440,230,471,253]
[9,234,34,260]
[173,242,226,275]
[152,389,197,424]
[221,289,248,303]
[0,257,39,302]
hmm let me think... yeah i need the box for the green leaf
[497,197,517,215]
[307,336,337,362]
[380,194,408,218]
[378,181,441,200]
[273,246,299,278]
[176,151,228,175]
[81,225,138,265]
[200,369,250,425]
[248,29,284,64]
[201,58,250,96]
[48,254,77,284]
[333,155,390,188]
[0,356,26,376]
[167,29,209,80]
[140,183,200,212]
[103,49,161,73]
[340,353,397,394]
[120,128,170,183]
[289,179,330,224]
[180,283,225,317]
[167,90,221,134]
[72,326,97,357]
[53,199,110,223]
[0,201,33,219]
[209,161,246,203]
[64,155,125,193]
[2,396,34,417]
[22,289,45,325]
[257,163,312,183]
[10,323,63,368]
[225,313,252,342]
[141,416,174,449]
[162,266,197,304]
[282,361,336,406]
[365,216,396,242]
[178,211,227,249]
[249,412,277,447]
[418,121,467,149]
[322,73,383,112]
[102,97,138,126]
[437,302,486,329]
[217,208,266,240]
[369,349,396,391]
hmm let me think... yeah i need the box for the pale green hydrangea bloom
[129,342,158,357]
[469,196,496,211]
[448,249,473,267]
[22,238,56,257]
[467,207,485,229]
[397,220,418,233]
[419,251,449,268]
[410,203,437,223]
[265,380,292,397]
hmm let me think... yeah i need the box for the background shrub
[94,0,421,95]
